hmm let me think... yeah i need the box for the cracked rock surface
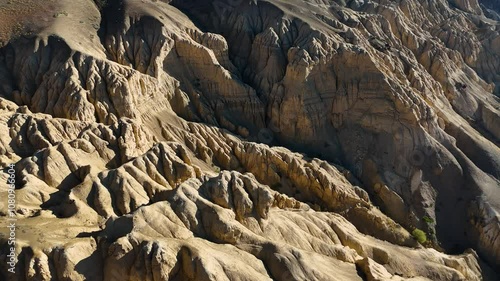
[0,0,499,280]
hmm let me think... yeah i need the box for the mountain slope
[0,0,499,280]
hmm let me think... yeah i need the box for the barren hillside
[0,0,499,280]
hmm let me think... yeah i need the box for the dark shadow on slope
[478,257,500,280]
[73,243,104,281]
[40,189,79,219]
[97,0,126,60]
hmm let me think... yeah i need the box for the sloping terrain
[0,0,499,280]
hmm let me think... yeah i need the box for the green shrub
[422,216,435,224]
[412,228,427,244]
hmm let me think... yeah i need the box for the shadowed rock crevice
[0,0,499,280]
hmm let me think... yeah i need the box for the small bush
[412,228,427,244]
[422,216,435,224]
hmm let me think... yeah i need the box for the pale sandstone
[0,0,499,280]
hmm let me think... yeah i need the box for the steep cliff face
[480,2,500,21]
[0,0,499,280]
[480,0,500,13]
[172,0,500,265]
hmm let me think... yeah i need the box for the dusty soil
[0,0,59,46]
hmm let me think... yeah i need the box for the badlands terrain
[0,0,499,280]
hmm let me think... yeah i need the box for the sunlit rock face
[0,0,499,280]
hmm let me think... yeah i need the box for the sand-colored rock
[0,0,499,280]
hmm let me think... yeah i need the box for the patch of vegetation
[422,216,435,224]
[412,228,427,244]
[214,166,220,173]
[53,11,68,18]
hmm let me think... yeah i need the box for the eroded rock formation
[0,0,499,280]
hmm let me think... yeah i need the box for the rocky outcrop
[0,0,499,280]
[451,0,483,14]
[1,164,486,280]
[172,0,500,264]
